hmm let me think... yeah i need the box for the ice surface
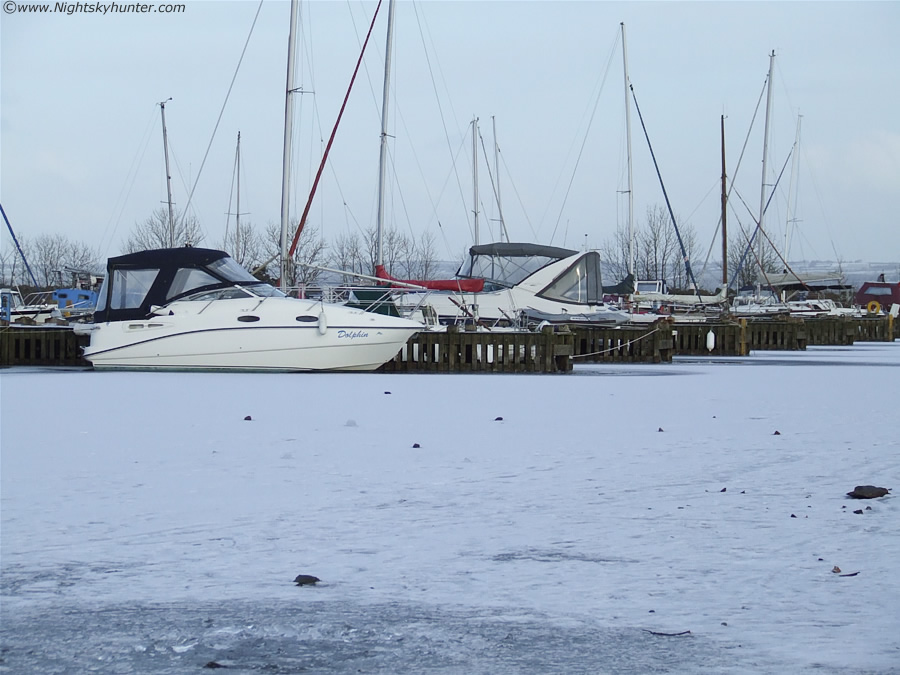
[2,343,899,673]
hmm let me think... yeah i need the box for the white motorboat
[1,288,56,324]
[395,243,629,326]
[75,247,422,372]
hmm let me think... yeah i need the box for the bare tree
[263,223,328,287]
[21,234,100,287]
[328,231,366,284]
[219,221,263,270]
[0,246,19,286]
[598,223,630,283]
[666,221,698,291]
[598,204,699,289]
[406,231,439,280]
[381,227,407,277]
[360,227,437,280]
[125,207,204,253]
[727,231,781,289]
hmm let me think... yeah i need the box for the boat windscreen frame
[456,242,578,289]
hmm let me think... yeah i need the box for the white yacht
[394,243,629,326]
[75,247,422,372]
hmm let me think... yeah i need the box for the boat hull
[81,298,421,372]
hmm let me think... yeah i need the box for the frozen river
[2,344,899,673]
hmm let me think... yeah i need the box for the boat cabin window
[110,268,160,310]
[461,254,563,288]
[167,268,222,300]
[537,252,603,305]
[1,290,23,311]
[94,276,110,313]
[636,280,667,294]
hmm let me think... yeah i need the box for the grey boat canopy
[458,242,580,289]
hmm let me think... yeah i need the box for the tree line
[598,203,783,291]
[1,207,441,290]
[2,203,788,292]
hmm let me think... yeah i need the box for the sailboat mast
[472,116,479,246]
[721,114,728,285]
[279,0,300,291]
[158,98,176,248]
[620,22,634,279]
[784,114,802,258]
[757,50,775,270]
[492,116,506,242]
[236,131,241,235]
[375,0,396,271]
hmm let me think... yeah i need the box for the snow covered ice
[2,343,899,673]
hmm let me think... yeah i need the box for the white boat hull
[81,297,420,372]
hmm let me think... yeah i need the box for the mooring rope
[571,326,661,359]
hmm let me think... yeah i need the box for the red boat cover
[374,265,485,292]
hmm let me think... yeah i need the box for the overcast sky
[2,1,898,267]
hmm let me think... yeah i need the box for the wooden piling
[0,324,90,367]
[382,325,576,373]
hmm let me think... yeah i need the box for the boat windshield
[208,257,262,284]
[182,284,285,301]
[460,253,564,288]
[167,260,284,301]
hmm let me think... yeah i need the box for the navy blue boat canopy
[94,247,279,322]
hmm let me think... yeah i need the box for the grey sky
[2,1,898,267]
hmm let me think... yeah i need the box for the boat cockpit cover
[537,251,604,305]
[94,247,268,322]
[457,242,578,288]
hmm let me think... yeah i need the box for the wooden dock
[1,314,895,372]
[382,324,574,373]
[0,325,90,367]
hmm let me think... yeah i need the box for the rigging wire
[548,30,620,245]
[412,0,472,251]
[98,106,158,256]
[629,84,701,295]
[290,0,384,256]
[177,0,265,234]
[697,80,768,286]
[477,127,509,243]
[498,149,537,241]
